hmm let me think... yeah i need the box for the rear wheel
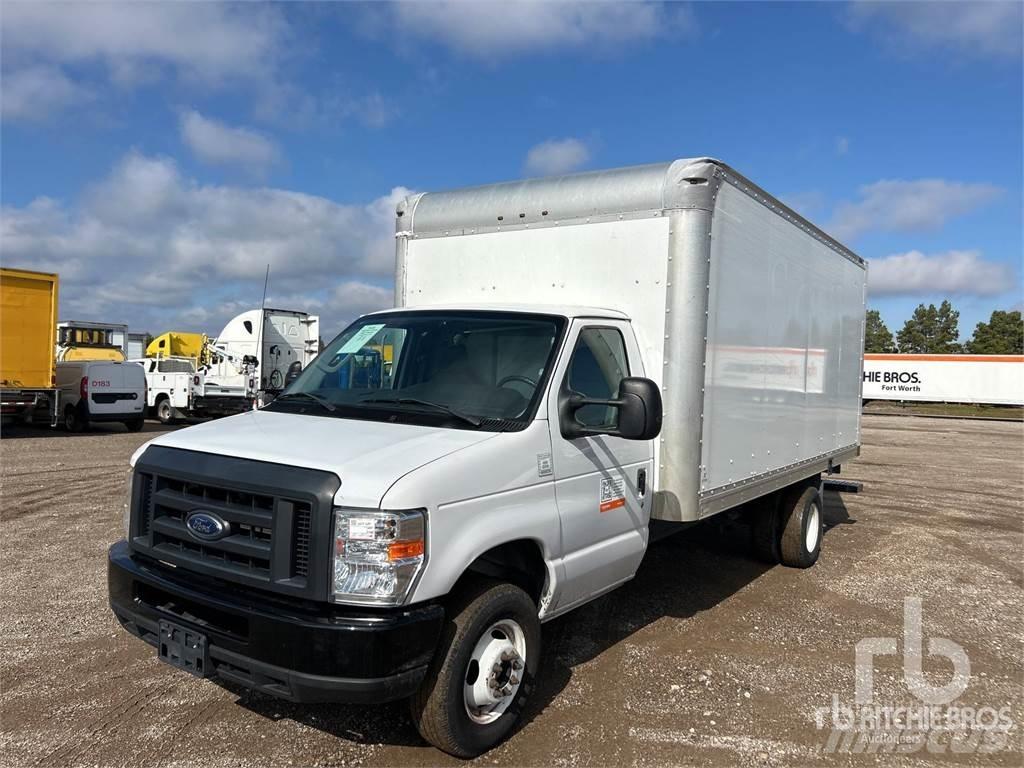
[155,397,174,424]
[64,404,87,433]
[410,581,539,758]
[778,482,823,568]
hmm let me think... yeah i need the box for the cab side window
[565,327,629,428]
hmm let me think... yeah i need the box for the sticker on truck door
[599,476,626,512]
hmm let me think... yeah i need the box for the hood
[138,409,500,508]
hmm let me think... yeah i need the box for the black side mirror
[284,360,303,387]
[559,376,663,441]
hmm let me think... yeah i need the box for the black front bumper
[108,541,444,704]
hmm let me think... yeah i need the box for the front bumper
[108,541,444,703]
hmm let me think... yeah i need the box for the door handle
[637,468,647,497]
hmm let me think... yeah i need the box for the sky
[1,1,1021,343]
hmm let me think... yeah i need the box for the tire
[155,397,175,424]
[410,581,540,758]
[749,492,780,564]
[778,481,823,569]
[125,418,145,432]
[64,404,87,433]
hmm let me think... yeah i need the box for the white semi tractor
[109,159,866,757]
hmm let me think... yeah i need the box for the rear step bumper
[108,541,444,703]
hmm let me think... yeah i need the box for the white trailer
[863,353,1024,406]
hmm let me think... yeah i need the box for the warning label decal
[599,476,626,513]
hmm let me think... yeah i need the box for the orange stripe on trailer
[864,354,1024,363]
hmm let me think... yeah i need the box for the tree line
[865,303,1023,354]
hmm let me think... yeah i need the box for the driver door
[547,319,653,612]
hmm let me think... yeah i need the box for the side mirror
[559,376,663,441]
[284,360,303,387]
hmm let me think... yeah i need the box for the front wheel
[410,581,540,758]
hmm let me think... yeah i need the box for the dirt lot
[1,415,1021,767]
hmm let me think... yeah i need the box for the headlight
[332,508,425,605]
[123,468,135,539]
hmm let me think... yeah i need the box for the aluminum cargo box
[395,159,867,522]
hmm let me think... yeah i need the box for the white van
[56,360,146,432]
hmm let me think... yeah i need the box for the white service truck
[109,159,866,757]
[57,359,146,432]
[132,355,256,423]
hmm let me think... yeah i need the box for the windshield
[268,310,566,430]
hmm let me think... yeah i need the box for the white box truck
[109,159,866,757]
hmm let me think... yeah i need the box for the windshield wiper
[358,396,481,427]
[274,391,337,412]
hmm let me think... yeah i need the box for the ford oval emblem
[185,510,228,541]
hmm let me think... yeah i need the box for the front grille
[133,472,312,584]
[292,505,311,578]
[128,446,341,602]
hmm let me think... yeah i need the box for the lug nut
[509,675,519,685]
[512,659,523,670]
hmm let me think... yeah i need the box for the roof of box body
[397,158,864,267]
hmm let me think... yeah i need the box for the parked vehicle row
[0,266,318,433]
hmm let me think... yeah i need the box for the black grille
[292,505,311,578]
[129,446,339,601]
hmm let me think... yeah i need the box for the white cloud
[0,65,91,121]
[180,110,278,174]
[1,2,285,81]
[524,138,591,176]
[0,152,409,334]
[0,3,289,121]
[828,179,1001,240]
[848,1,1023,59]
[868,250,1015,297]
[836,136,850,156]
[386,1,695,59]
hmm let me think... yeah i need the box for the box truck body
[0,268,60,424]
[109,159,866,757]
[396,158,866,520]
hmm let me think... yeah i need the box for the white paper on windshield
[339,324,384,353]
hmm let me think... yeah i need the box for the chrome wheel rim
[806,501,821,552]
[463,619,527,725]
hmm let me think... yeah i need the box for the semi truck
[109,158,867,757]
[0,268,60,426]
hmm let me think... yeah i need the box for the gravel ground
[1,415,1021,767]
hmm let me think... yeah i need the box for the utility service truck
[0,268,60,426]
[109,159,866,757]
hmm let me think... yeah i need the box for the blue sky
[1,1,1021,342]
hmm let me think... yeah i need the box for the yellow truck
[0,268,60,425]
